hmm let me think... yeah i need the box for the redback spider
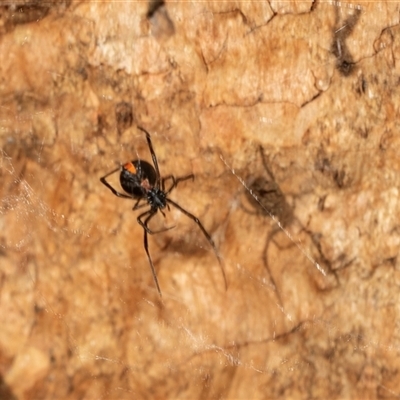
[100,126,227,297]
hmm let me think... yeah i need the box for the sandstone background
[1,1,400,399]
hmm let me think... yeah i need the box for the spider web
[1,1,400,399]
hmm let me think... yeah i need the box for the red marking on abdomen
[123,162,137,174]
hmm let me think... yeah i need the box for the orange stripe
[123,162,137,174]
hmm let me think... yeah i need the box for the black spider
[100,126,227,297]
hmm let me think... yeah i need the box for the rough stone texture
[1,1,400,399]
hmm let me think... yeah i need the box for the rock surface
[1,1,400,398]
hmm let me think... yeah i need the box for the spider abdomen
[120,160,157,197]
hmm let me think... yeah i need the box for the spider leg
[166,198,227,290]
[161,175,175,192]
[132,198,149,211]
[258,145,276,182]
[137,209,175,234]
[262,227,283,306]
[137,208,162,297]
[100,168,133,199]
[163,174,194,194]
[137,126,162,188]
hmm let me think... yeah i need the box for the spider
[244,146,338,304]
[100,126,227,297]
[243,146,293,304]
